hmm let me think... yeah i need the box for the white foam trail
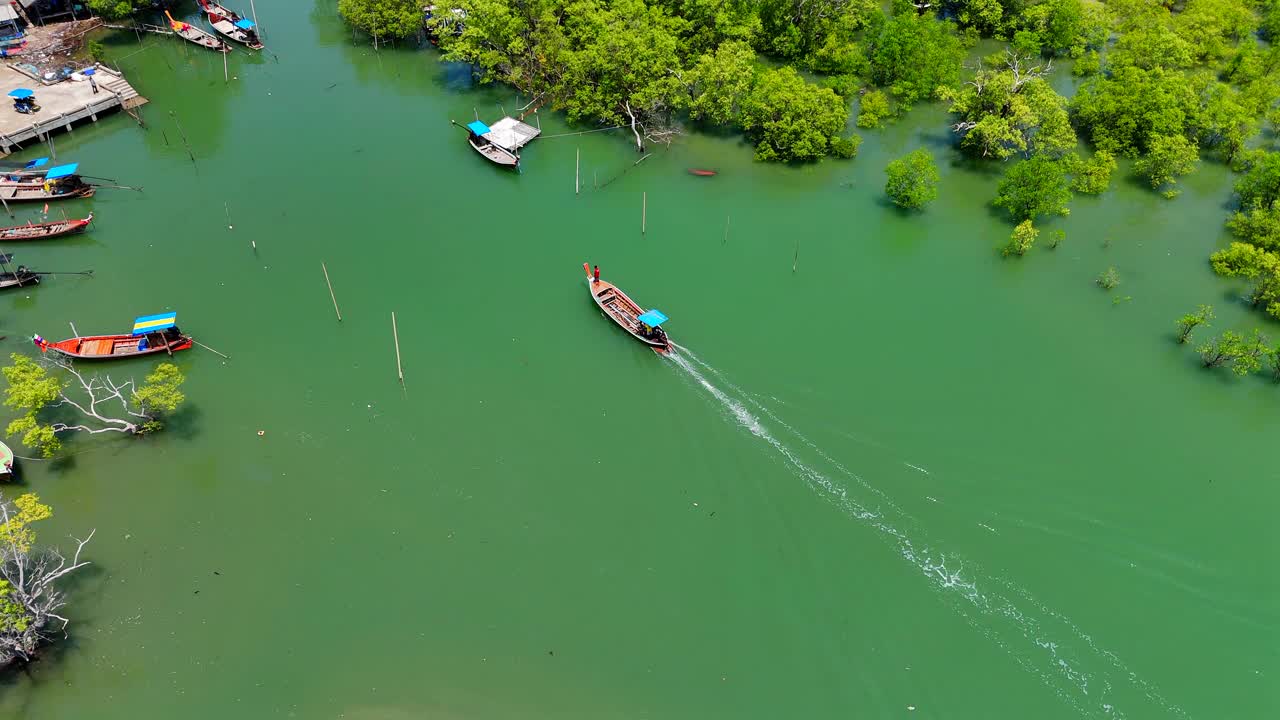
[665,346,1189,720]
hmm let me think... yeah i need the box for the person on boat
[593,265,600,284]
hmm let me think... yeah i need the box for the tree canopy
[338,0,423,40]
[884,149,940,209]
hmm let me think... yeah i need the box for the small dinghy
[167,11,231,53]
[583,262,671,354]
[688,168,717,177]
[35,311,193,360]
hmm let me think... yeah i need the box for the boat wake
[665,344,1189,720]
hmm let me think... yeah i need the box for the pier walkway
[0,64,147,156]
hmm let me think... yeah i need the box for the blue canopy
[45,163,78,180]
[132,312,177,335]
[637,310,669,327]
[235,18,255,29]
[23,157,48,169]
[466,120,490,135]
[82,68,96,76]
[7,88,32,99]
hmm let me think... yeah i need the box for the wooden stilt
[792,237,799,273]
[724,214,729,245]
[322,262,342,322]
[642,192,646,235]
[575,148,580,195]
[392,312,405,390]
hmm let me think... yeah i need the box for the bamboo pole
[575,147,579,195]
[642,192,646,235]
[221,40,229,83]
[0,191,11,219]
[792,237,799,273]
[392,312,404,388]
[170,111,196,168]
[322,262,342,322]
[249,0,260,36]
[723,214,729,245]
[69,321,78,337]
[193,339,230,359]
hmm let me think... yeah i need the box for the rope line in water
[535,125,625,139]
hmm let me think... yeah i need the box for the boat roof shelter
[478,116,540,151]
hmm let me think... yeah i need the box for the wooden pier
[0,64,147,156]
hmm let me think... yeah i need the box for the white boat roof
[483,117,540,151]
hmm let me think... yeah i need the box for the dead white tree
[0,495,94,666]
[44,357,150,436]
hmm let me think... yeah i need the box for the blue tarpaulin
[82,68,96,76]
[637,310,669,327]
[7,88,32,99]
[235,18,255,29]
[45,163,78,180]
[132,312,178,335]
[466,120,490,135]
[24,157,48,169]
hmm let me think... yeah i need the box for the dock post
[724,214,730,245]
[575,147,579,195]
[0,192,11,218]
[642,192,646,235]
[793,238,799,273]
[392,311,404,391]
[322,262,342,322]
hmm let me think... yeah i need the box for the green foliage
[884,149,939,209]
[0,493,51,556]
[740,67,850,161]
[993,155,1072,222]
[85,0,140,20]
[2,354,64,415]
[1096,266,1120,290]
[1234,152,1280,210]
[857,89,892,129]
[87,41,107,63]
[1003,219,1038,257]
[868,11,967,106]
[1070,150,1115,194]
[0,579,31,635]
[337,0,423,40]
[1198,330,1246,369]
[132,364,186,422]
[1226,204,1280,253]
[830,133,862,159]
[1134,134,1199,192]
[1071,67,1198,156]
[941,53,1076,160]
[688,41,757,125]
[1176,304,1214,344]
[1072,50,1100,77]
[757,0,878,64]
[1048,229,1065,249]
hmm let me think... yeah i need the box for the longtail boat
[0,162,93,203]
[688,168,717,177]
[166,11,230,53]
[583,262,672,354]
[0,213,92,241]
[34,311,192,361]
[197,0,264,49]
[0,266,38,291]
[461,117,540,167]
[0,439,12,480]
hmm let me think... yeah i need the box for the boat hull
[0,214,92,241]
[468,135,519,167]
[0,271,39,291]
[583,265,670,354]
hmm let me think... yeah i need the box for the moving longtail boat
[0,213,92,241]
[0,163,94,203]
[197,0,264,49]
[166,11,231,53]
[34,311,193,360]
[583,263,672,354]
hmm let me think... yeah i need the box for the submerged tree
[740,67,853,161]
[1003,219,1039,256]
[1,494,93,666]
[884,149,939,209]
[1134,134,1199,195]
[993,155,1072,222]
[1198,330,1246,368]
[2,355,186,458]
[338,0,423,42]
[1176,304,1215,344]
[942,51,1076,160]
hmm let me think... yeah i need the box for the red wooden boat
[0,213,92,241]
[34,311,192,360]
[583,263,671,354]
[688,168,717,177]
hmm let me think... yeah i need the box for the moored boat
[197,0,263,50]
[0,163,94,203]
[583,263,672,354]
[0,213,92,241]
[688,168,717,176]
[0,266,39,291]
[34,311,193,360]
[462,117,541,167]
[0,439,13,480]
[167,11,231,53]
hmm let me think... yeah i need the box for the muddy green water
[0,4,1274,719]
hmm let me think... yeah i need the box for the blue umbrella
[7,89,33,99]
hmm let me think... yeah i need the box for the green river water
[0,4,1275,719]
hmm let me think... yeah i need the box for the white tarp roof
[484,117,541,151]
[0,6,18,22]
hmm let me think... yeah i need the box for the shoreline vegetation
[341,0,1280,380]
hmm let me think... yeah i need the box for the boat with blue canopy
[582,263,672,353]
[35,311,192,360]
[460,115,541,167]
[198,0,264,49]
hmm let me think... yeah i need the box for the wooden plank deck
[0,64,147,156]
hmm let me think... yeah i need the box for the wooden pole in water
[193,339,230,359]
[322,262,342,322]
[249,0,260,36]
[642,192,646,235]
[69,321,78,338]
[575,147,579,195]
[0,191,11,219]
[792,237,799,273]
[723,214,730,245]
[221,41,229,83]
[391,311,404,389]
[171,111,196,168]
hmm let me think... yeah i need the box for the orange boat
[34,311,192,360]
[583,262,671,354]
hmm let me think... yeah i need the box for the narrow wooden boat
[583,263,672,354]
[467,133,519,167]
[167,11,230,53]
[0,267,38,291]
[35,329,192,360]
[688,168,717,177]
[0,181,94,203]
[0,439,13,480]
[0,213,92,241]
[197,0,263,50]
